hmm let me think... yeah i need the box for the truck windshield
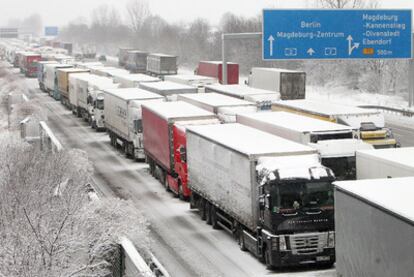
[273,181,333,212]
[360,122,379,131]
[96,99,104,110]
[322,157,355,180]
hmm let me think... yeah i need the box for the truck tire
[163,173,170,192]
[147,157,155,176]
[189,194,197,209]
[211,206,220,230]
[199,199,207,221]
[205,202,212,225]
[317,262,335,269]
[238,229,247,251]
[264,249,273,270]
[110,133,116,147]
[178,182,185,201]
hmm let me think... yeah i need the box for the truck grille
[289,233,327,255]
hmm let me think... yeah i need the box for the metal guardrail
[358,105,414,117]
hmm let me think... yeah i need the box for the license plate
[316,256,330,262]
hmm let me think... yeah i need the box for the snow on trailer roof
[70,72,90,79]
[165,74,216,82]
[116,73,160,82]
[178,93,256,108]
[149,53,177,57]
[74,74,116,88]
[199,60,237,65]
[104,88,164,101]
[38,60,58,65]
[274,99,380,116]
[206,84,278,97]
[22,52,41,57]
[253,67,305,73]
[128,50,148,53]
[187,123,317,158]
[335,177,414,224]
[238,111,354,133]
[142,101,216,121]
[45,63,72,69]
[58,68,89,73]
[357,147,414,170]
[74,61,104,68]
[139,81,197,96]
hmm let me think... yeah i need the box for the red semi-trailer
[22,53,41,77]
[142,101,219,199]
[196,61,239,85]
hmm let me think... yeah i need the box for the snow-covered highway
[26,79,336,277]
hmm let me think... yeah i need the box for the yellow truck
[272,100,398,149]
[57,68,89,108]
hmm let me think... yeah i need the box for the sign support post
[222,32,261,85]
[410,33,414,107]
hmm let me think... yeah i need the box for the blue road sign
[263,10,412,60]
[45,26,59,36]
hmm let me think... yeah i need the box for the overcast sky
[1,0,413,27]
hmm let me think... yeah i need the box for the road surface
[24,78,335,277]
[385,114,414,147]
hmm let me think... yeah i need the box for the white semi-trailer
[205,84,280,110]
[68,73,90,113]
[187,123,336,269]
[237,112,373,180]
[356,147,414,179]
[177,93,257,123]
[104,88,164,159]
[74,74,119,125]
[272,99,399,149]
[335,177,414,277]
[247,67,306,100]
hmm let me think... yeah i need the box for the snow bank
[307,85,413,112]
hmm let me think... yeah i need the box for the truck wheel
[211,206,220,230]
[178,183,185,201]
[205,202,212,225]
[163,174,170,192]
[264,249,273,270]
[189,194,196,209]
[199,199,207,220]
[238,229,247,251]
[110,133,116,147]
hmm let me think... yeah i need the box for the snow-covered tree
[0,134,150,277]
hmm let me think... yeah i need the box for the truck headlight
[279,236,287,251]
[327,231,335,248]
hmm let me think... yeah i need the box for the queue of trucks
[1,38,411,274]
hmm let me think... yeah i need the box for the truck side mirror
[265,194,271,209]
[259,195,265,210]
[179,146,187,163]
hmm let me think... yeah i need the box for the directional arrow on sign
[307,48,315,56]
[268,35,275,56]
[347,35,360,56]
